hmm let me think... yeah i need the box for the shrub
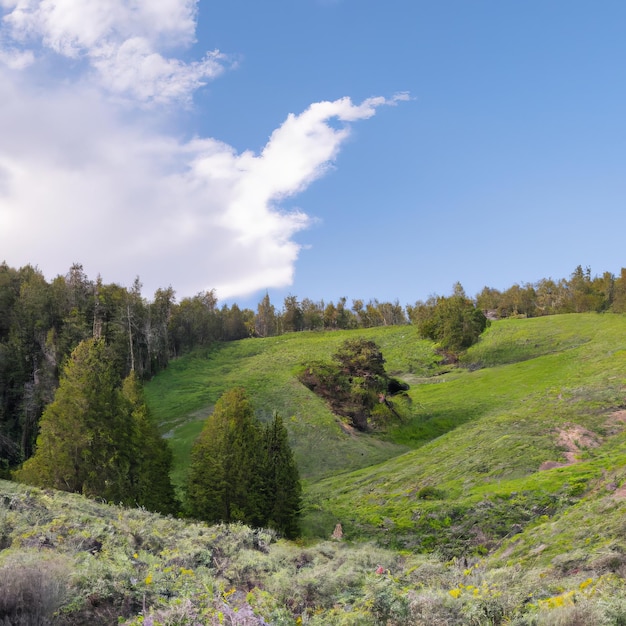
[0,552,70,625]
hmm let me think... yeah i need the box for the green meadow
[144,313,626,557]
[144,325,437,486]
[5,312,626,623]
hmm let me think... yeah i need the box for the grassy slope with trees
[3,312,626,623]
[305,314,626,549]
[145,313,626,549]
[143,326,433,486]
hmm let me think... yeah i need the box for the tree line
[0,262,408,467]
[474,265,626,318]
[2,259,626,473]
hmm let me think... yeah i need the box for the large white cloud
[0,0,407,300]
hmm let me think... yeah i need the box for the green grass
[6,312,626,624]
[145,327,429,485]
[146,313,626,561]
[302,314,626,545]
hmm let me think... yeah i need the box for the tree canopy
[185,388,301,537]
[408,283,489,354]
[15,339,177,513]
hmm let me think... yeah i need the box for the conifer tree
[16,339,178,513]
[16,338,133,501]
[185,389,302,535]
[262,413,301,538]
[185,388,264,525]
[121,371,178,515]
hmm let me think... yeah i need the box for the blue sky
[1,1,626,310]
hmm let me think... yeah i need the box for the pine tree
[121,372,178,515]
[16,340,178,513]
[185,389,302,534]
[185,388,264,525]
[15,338,133,501]
[262,413,301,538]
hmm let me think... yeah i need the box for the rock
[331,523,343,540]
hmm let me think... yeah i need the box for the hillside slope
[305,314,626,551]
[4,313,626,624]
[144,326,437,484]
[4,476,626,625]
[146,313,626,562]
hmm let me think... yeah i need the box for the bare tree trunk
[127,303,135,372]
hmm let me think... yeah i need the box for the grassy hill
[4,313,626,624]
[304,314,626,548]
[143,325,439,486]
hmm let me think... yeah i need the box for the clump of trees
[185,388,301,538]
[475,265,625,318]
[299,338,410,431]
[15,339,178,514]
[407,283,489,354]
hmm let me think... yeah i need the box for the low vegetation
[2,476,626,624]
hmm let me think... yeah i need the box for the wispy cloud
[0,1,405,300]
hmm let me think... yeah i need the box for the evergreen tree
[262,413,301,538]
[185,389,301,535]
[15,339,133,501]
[16,340,177,513]
[185,388,264,525]
[121,372,178,515]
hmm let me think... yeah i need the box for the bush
[409,284,489,354]
[0,552,70,625]
[299,338,409,431]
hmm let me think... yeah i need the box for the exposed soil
[537,410,626,501]
[539,410,626,471]
[603,409,626,434]
[612,484,626,499]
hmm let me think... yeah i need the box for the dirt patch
[539,424,600,470]
[556,425,600,463]
[338,420,359,437]
[611,484,626,499]
[603,409,626,435]
[539,412,626,470]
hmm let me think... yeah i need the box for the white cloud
[92,38,224,105]
[0,0,406,301]
[0,46,33,68]
[0,80,401,299]
[0,0,225,104]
